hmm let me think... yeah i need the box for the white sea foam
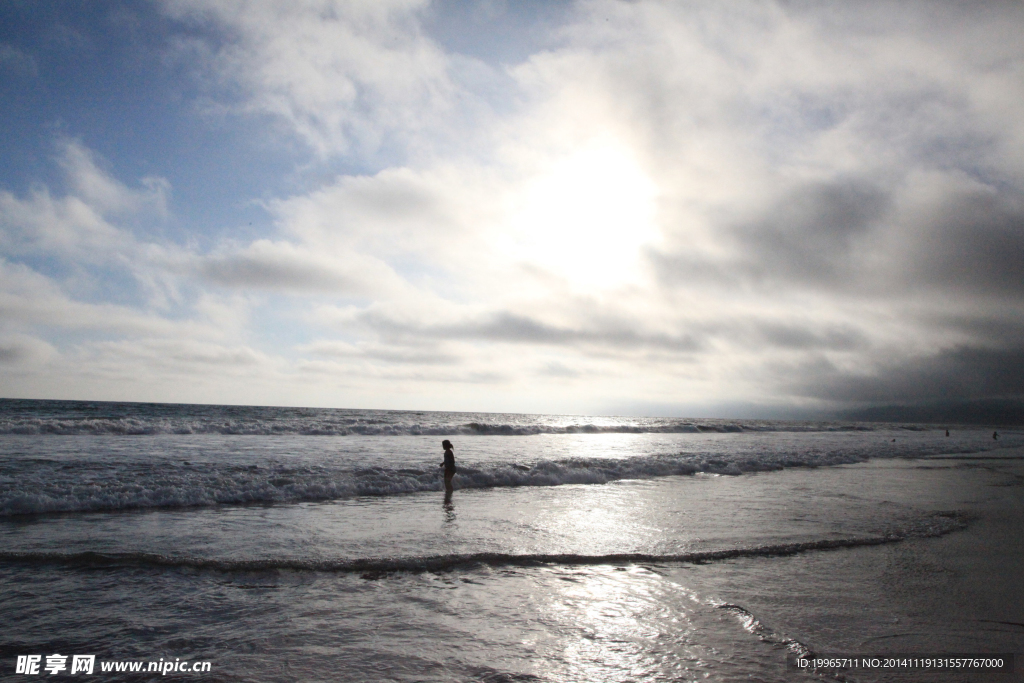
[0,442,1013,517]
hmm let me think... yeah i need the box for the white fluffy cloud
[0,140,165,260]
[163,0,460,157]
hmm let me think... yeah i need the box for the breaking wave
[0,449,887,517]
[1,424,1013,518]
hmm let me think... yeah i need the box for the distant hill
[838,398,1024,426]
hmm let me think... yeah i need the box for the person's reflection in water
[443,490,455,523]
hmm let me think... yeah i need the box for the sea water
[1,399,1022,682]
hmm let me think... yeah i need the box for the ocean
[1,399,1021,682]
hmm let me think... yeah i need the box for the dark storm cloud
[908,191,1024,298]
[737,180,891,287]
[653,179,891,292]
[792,345,1024,404]
[930,315,1024,348]
[650,167,1024,413]
[655,177,1024,300]
[750,321,868,352]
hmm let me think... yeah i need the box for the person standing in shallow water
[440,439,457,493]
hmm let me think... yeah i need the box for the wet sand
[669,449,1024,682]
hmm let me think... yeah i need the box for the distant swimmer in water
[440,439,457,493]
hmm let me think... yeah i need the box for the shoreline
[668,451,1024,680]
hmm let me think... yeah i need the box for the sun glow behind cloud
[502,140,659,291]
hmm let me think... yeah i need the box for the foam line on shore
[0,515,967,575]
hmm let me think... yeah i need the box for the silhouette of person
[440,439,457,493]
[945,429,950,437]
[993,431,999,440]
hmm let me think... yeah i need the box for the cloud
[196,239,403,294]
[162,0,461,157]
[901,182,1024,299]
[537,360,580,379]
[0,42,39,77]
[302,339,459,365]
[792,344,1024,405]
[4,1,1024,415]
[268,163,496,260]
[58,140,171,218]
[0,258,230,341]
[85,337,270,370]
[746,320,868,352]
[0,139,169,262]
[731,179,892,288]
[437,312,705,353]
[325,305,707,354]
[0,334,55,367]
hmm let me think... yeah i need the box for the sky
[1,0,1023,418]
